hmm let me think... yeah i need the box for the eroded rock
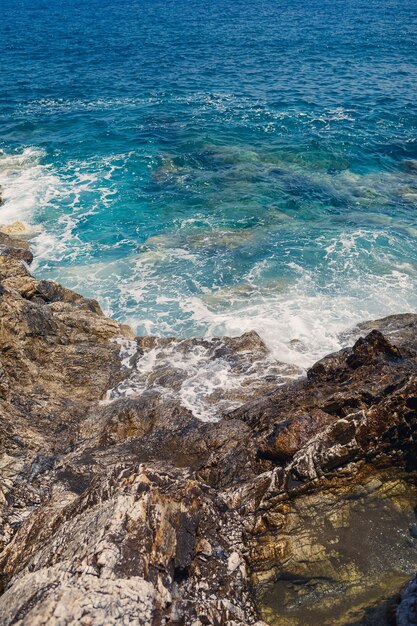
[1,234,417,625]
[0,232,33,264]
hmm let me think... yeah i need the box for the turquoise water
[1,0,417,367]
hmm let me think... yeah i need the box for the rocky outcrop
[1,231,417,625]
[0,231,33,264]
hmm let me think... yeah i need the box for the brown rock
[258,409,335,463]
[0,232,33,264]
[1,236,417,625]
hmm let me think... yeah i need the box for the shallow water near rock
[260,474,417,626]
[1,0,417,369]
[107,332,301,421]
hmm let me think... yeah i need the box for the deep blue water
[1,0,417,366]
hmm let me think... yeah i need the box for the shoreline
[1,228,417,624]
[3,145,417,372]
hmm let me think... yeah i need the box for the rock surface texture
[1,232,417,625]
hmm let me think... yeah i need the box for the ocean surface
[1,0,417,369]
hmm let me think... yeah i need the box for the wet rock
[222,315,417,623]
[256,469,417,625]
[118,331,299,421]
[397,575,417,626]
[258,409,335,463]
[0,232,33,264]
[340,312,417,353]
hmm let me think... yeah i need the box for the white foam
[109,220,417,374]
[107,337,298,422]
[0,147,138,276]
[0,147,61,225]
[2,145,417,405]
[169,226,416,369]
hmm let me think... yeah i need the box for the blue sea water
[1,0,417,367]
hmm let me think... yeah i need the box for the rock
[223,317,417,623]
[258,409,335,463]
[3,275,104,314]
[0,237,135,546]
[2,235,417,625]
[0,221,29,237]
[228,551,242,573]
[397,575,417,625]
[401,159,417,174]
[0,255,32,280]
[255,469,417,625]
[0,232,33,264]
[340,312,417,352]
[0,236,260,624]
[0,466,258,626]
[115,331,299,420]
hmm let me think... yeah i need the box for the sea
[1,0,417,370]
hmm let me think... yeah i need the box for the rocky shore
[1,230,417,625]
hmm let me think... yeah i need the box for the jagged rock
[341,313,417,352]
[1,234,417,625]
[3,275,103,313]
[0,466,259,626]
[257,409,335,463]
[120,331,299,421]
[0,238,135,554]
[222,324,417,624]
[0,232,33,264]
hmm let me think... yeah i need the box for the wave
[1,146,417,380]
[106,336,300,422]
[0,146,135,268]
[0,147,60,225]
